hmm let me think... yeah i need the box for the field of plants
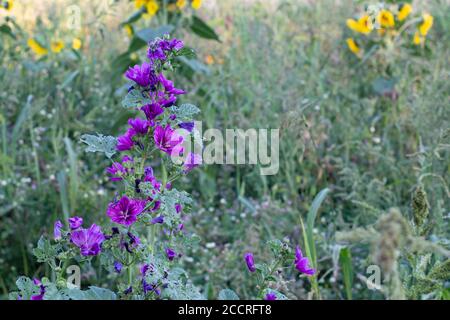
[0,0,449,301]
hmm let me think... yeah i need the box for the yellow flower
[413,31,423,45]
[51,40,65,53]
[176,0,187,9]
[346,15,372,34]
[143,0,159,19]
[124,24,134,37]
[377,9,395,28]
[419,13,433,36]
[72,38,82,50]
[134,0,147,9]
[346,38,361,56]
[192,0,202,10]
[397,3,412,21]
[205,54,215,65]
[28,38,48,56]
[2,0,13,11]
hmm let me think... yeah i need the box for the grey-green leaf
[122,89,152,109]
[80,134,117,159]
[218,289,240,300]
[67,286,117,300]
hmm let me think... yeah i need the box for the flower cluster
[345,3,434,57]
[133,0,202,20]
[98,36,203,297]
[123,0,204,39]
[11,36,203,300]
[54,217,106,257]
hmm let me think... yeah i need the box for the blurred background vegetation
[0,0,449,299]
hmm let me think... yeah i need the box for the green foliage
[190,16,220,42]
[339,247,354,300]
[0,0,449,301]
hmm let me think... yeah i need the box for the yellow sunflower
[377,9,395,28]
[346,38,361,56]
[72,38,82,50]
[28,38,48,56]
[192,0,202,10]
[397,3,412,22]
[419,13,433,36]
[51,40,65,53]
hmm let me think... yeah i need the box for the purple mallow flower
[183,152,202,172]
[147,38,184,62]
[106,162,126,181]
[128,117,149,135]
[106,156,133,181]
[179,122,195,132]
[70,224,105,256]
[294,246,315,276]
[154,124,184,155]
[264,292,277,301]
[114,261,123,274]
[128,232,141,249]
[124,286,133,295]
[54,220,63,240]
[165,247,176,261]
[117,129,135,151]
[151,216,164,224]
[159,94,177,108]
[244,252,256,272]
[68,216,83,230]
[106,196,146,226]
[125,62,155,87]
[141,103,164,121]
[159,73,186,95]
[30,279,46,300]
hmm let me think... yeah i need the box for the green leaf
[122,89,152,109]
[67,286,117,300]
[176,47,197,59]
[218,289,240,300]
[11,277,41,300]
[190,16,220,41]
[80,134,117,159]
[32,236,59,263]
[169,103,201,122]
[112,52,135,76]
[127,36,147,53]
[305,188,329,268]
[120,9,144,26]
[59,70,80,89]
[0,24,15,39]
[339,247,353,300]
[135,25,175,42]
